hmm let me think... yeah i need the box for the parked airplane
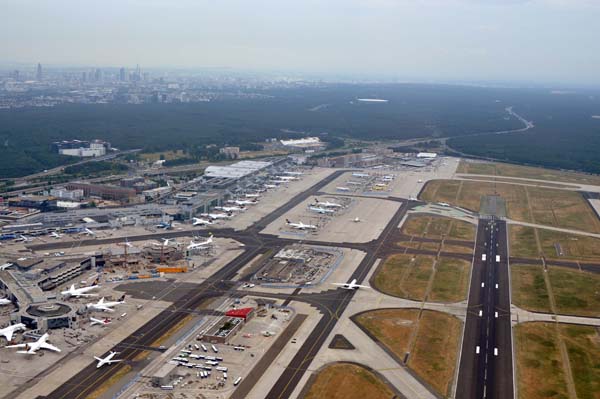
[244,193,260,198]
[264,184,278,189]
[94,351,123,368]
[336,187,350,192]
[285,219,317,230]
[155,221,173,230]
[155,238,178,246]
[271,179,290,184]
[275,175,298,181]
[0,323,25,341]
[374,183,388,188]
[438,202,450,207]
[187,234,213,250]
[314,198,342,208]
[50,231,63,239]
[61,282,100,298]
[90,317,112,326]
[0,263,13,271]
[282,171,303,176]
[228,199,257,206]
[0,297,11,306]
[193,217,214,226]
[308,206,334,215]
[84,228,96,236]
[215,206,245,213]
[332,279,370,290]
[87,295,126,312]
[201,213,232,220]
[352,173,369,178]
[6,333,61,354]
[15,235,30,242]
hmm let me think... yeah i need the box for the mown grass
[510,264,551,313]
[304,363,395,399]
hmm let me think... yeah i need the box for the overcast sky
[2,0,599,85]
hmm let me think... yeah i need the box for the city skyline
[2,0,600,86]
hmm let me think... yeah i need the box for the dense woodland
[1,83,598,177]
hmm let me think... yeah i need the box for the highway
[456,219,514,399]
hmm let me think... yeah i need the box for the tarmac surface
[455,219,514,399]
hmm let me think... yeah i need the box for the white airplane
[201,213,232,220]
[193,217,214,226]
[0,263,13,271]
[438,202,450,207]
[244,193,260,198]
[153,238,178,247]
[61,283,100,298]
[374,183,388,188]
[0,323,25,341]
[286,219,317,230]
[275,175,298,181]
[336,187,350,192]
[6,333,61,354]
[228,199,257,206]
[87,295,126,312]
[351,217,361,223]
[187,234,213,250]
[50,231,63,239]
[309,206,334,215]
[90,317,112,326]
[271,179,290,184]
[332,279,369,290]
[352,172,369,178]
[0,297,11,306]
[15,235,30,242]
[264,184,278,189]
[314,198,342,208]
[215,206,245,213]
[94,351,123,368]
[84,228,96,236]
[282,171,303,176]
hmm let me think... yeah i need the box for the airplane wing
[41,342,61,352]
[97,306,114,312]
[108,359,124,364]
[75,293,98,297]
[353,284,370,288]
[331,283,347,287]
[3,331,14,341]
[5,343,26,348]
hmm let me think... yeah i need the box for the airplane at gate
[61,282,100,298]
[187,234,214,250]
[87,296,126,312]
[0,323,26,341]
[6,333,61,354]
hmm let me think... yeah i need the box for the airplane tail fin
[119,294,126,302]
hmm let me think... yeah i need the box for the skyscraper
[36,63,43,80]
[119,67,126,82]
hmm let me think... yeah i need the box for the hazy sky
[2,0,600,85]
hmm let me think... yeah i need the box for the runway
[455,219,514,399]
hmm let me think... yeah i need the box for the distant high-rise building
[81,71,87,82]
[94,68,102,82]
[36,63,43,80]
[119,67,126,81]
[11,70,19,80]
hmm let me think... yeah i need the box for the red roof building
[225,307,254,321]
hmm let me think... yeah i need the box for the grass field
[458,175,575,189]
[510,264,552,313]
[373,254,434,300]
[548,266,600,317]
[355,309,461,397]
[515,322,569,399]
[429,257,470,302]
[509,225,540,258]
[304,363,395,399]
[457,160,600,186]
[561,325,600,399]
[402,215,476,241]
[420,180,600,233]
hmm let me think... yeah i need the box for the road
[456,219,514,399]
